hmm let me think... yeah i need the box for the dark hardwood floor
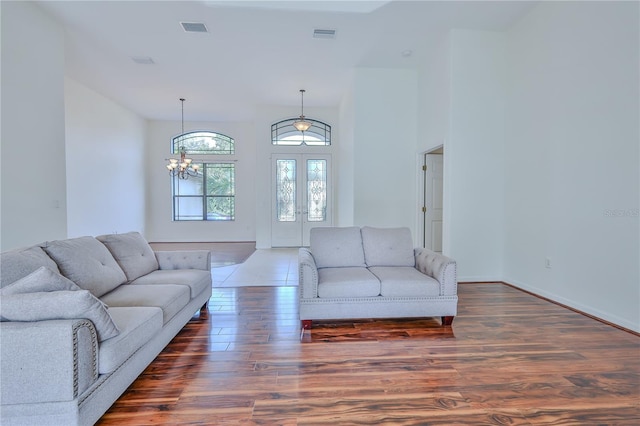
[97,283,640,425]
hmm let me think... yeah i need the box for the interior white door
[424,153,443,252]
[271,154,332,247]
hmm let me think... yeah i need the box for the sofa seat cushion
[99,306,163,374]
[43,236,126,297]
[361,227,415,267]
[310,227,366,268]
[317,267,380,298]
[100,284,190,324]
[130,269,211,298]
[369,266,440,297]
[0,246,60,289]
[97,232,159,282]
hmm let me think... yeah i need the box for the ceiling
[36,0,536,122]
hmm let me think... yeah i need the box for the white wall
[448,30,506,281]
[417,32,451,155]
[504,1,640,331]
[65,78,147,238]
[0,1,67,250]
[337,85,356,227]
[146,119,256,243]
[352,68,418,234]
[417,31,452,253]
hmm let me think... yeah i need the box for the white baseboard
[457,276,503,283]
[503,277,640,333]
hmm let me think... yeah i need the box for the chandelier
[166,98,200,179]
[293,89,312,132]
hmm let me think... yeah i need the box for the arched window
[172,131,234,154]
[271,118,331,146]
[171,131,235,221]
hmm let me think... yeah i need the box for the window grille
[271,119,331,146]
[172,162,235,221]
[172,131,234,154]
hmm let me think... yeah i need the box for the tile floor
[211,248,299,287]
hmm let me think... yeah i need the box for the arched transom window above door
[271,119,331,146]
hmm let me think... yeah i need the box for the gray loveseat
[299,226,457,330]
[0,232,212,425]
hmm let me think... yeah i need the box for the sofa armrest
[298,248,319,299]
[414,248,457,296]
[155,250,211,271]
[0,319,98,405]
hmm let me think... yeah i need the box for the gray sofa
[299,226,457,330]
[0,232,212,426]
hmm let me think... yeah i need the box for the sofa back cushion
[361,226,415,267]
[310,227,366,268]
[43,236,126,297]
[0,246,60,288]
[97,232,159,282]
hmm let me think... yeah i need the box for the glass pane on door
[307,159,327,222]
[276,159,296,222]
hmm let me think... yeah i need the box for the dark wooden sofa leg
[442,316,454,326]
[200,302,209,316]
[300,320,313,342]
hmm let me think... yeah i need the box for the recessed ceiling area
[202,0,393,14]
[36,0,537,122]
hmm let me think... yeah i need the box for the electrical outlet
[545,257,552,269]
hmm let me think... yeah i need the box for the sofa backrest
[360,226,415,267]
[309,226,416,268]
[42,236,127,297]
[310,226,366,268]
[97,232,159,282]
[1,233,159,294]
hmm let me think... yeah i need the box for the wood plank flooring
[97,283,640,425]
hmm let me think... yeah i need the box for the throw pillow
[0,290,120,342]
[1,266,81,296]
[96,232,159,282]
[43,236,126,297]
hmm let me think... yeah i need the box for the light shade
[293,118,312,132]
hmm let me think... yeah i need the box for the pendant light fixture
[166,98,200,179]
[293,89,312,132]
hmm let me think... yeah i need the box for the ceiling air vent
[181,22,208,33]
[313,29,336,39]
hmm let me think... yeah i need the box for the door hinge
[422,206,427,213]
[422,165,427,171]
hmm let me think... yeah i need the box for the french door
[271,154,332,247]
